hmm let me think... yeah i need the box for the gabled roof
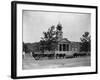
[58,38,71,43]
[71,41,81,44]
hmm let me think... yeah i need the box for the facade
[55,23,80,56]
[31,23,81,56]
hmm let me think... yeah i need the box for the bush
[65,55,74,59]
[73,52,88,57]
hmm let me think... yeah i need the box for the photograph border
[11,1,98,79]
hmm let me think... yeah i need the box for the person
[23,51,25,59]
[30,51,32,56]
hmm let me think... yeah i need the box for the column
[59,44,61,51]
[68,44,70,51]
[58,45,59,51]
[61,44,63,51]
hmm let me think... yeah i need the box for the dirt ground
[22,53,91,70]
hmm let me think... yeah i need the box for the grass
[22,53,91,70]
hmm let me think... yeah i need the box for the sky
[23,10,91,43]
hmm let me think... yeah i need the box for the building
[55,23,80,56]
[30,22,81,57]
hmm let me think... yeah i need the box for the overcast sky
[23,10,91,43]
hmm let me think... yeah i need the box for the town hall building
[54,23,80,56]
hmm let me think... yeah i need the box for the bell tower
[56,22,63,41]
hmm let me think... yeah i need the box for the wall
[0,0,99,80]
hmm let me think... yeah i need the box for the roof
[58,38,71,43]
[71,41,81,44]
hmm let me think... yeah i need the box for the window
[63,44,66,51]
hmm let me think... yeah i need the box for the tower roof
[56,22,62,30]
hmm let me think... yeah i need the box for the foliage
[23,42,31,53]
[40,25,58,52]
[80,32,91,52]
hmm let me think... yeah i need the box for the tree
[23,42,26,52]
[23,42,30,53]
[40,25,58,52]
[80,32,91,52]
